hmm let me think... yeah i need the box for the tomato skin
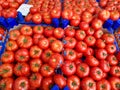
[102,33,114,44]
[110,10,120,21]
[70,19,80,27]
[62,10,73,20]
[30,7,38,14]
[65,27,75,37]
[25,13,32,22]
[1,51,14,63]
[2,2,9,9]
[0,64,13,78]
[40,64,54,77]
[14,63,30,76]
[6,40,18,51]
[32,13,42,24]
[30,59,42,73]
[9,29,20,40]
[76,63,90,78]
[14,77,29,90]
[29,73,42,88]
[30,45,42,58]
[94,29,103,39]
[20,25,33,36]
[95,39,106,49]
[53,28,64,39]
[79,22,89,31]
[67,75,80,90]
[0,78,13,90]
[109,77,120,90]
[85,28,94,35]
[54,74,66,89]
[84,35,96,46]
[96,79,111,90]
[98,10,110,21]
[75,30,86,41]
[84,47,94,56]
[62,60,76,76]
[33,26,43,34]
[51,9,61,18]
[99,60,110,73]
[33,34,44,45]
[105,44,116,54]
[110,66,120,77]
[15,49,29,62]
[38,38,49,50]
[76,41,87,53]
[44,26,54,37]
[106,55,118,66]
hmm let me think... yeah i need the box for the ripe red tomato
[110,66,120,77]
[29,73,42,88]
[62,60,76,76]
[105,44,116,54]
[32,13,42,24]
[110,10,120,21]
[38,38,49,50]
[0,78,13,90]
[75,30,86,41]
[84,35,96,46]
[62,10,73,20]
[54,74,66,89]
[9,29,20,40]
[6,40,18,51]
[30,59,42,73]
[98,10,110,21]
[92,18,103,30]
[85,28,95,35]
[44,26,54,37]
[6,8,17,18]
[1,51,14,63]
[15,49,29,62]
[84,47,94,56]
[67,75,80,90]
[14,77,29,90]
[90,67,103,81]
[14,63,30,76]
[40,64,54,77]
[2,2,9,9]
[94,29,103,39]
[79,22,89,31]
[76,63,90,78]
[96,79,111,90]
[95,39,106,49]
[81,77,96,90]
[20,25,33,36]
[9,2,19,9]
[25,13,32,22]
[76,41,87,53]
[43,13,52,24]
[70,14,80,26]
[33,34,44,45]
[30,7,38,14]
[106,55,118,66]
[65,27,75,37]
[102,33,114,44]
[53,28,64,39]
[33,26,44,34]
[51,9,61,18]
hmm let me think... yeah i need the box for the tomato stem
[89,82,93,87]
[116,83,120,89]
[80,66,85,72]
[72,81,77,86]
[0,83,6,89]
[20,82,25,88]
[101,84,105,88]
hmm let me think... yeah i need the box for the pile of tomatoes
[0,25,120,90]
[0,0,25,18]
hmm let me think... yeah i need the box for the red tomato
[14,77,29,90]
[17,35,33,49]
[54,74,66,89]
[76,52,83,59]
[102,33,114,44]
[53,28,64,39]
[6,40,18,51]
[0,64,13,78]
[38,38,49,50]
[90,67,103,81]
[65,26,75,37]
[84,47,94,56]
[43,13,52,24]
[0,78,13,90]
[62,60,76,76]
[40,64,54,77]
[44,26,54,37]
[29,73,42,88]
[67,75,80,90]
[106,55,118,66]
[96,79,111,90]
[9,29,20,40]
[33,34,44,45]
[20,25,33,36]
[30,7,38,14]
[14,63,30,76]
[75,30,86,41]
[76,41,87,53]
[30,45,42,58]
[6,8,17,18]
[33,26,44,34]
[70,14,80,26]
[32,13,42,24]
[2,2,9,9]
[30,59,42,73]
[85,28,95,35]
[98,10,110,21]
[25,13,32,22]
[84,35,96,46]
[105,44,116,54]
[94,29,103,39]
[9,2,19,9]
[110,10,120,21]
[76,63,90,78]
[110,66,120,77]
[81,77,96,90]
[79,22,89,31]
[62,10,73,20]
[1,51,14,63]
[95,39,106,49]
[15,49,29,62]
[15,0,24,4]
[51,9,61,18]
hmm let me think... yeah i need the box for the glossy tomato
[76,41,87,53]
[65,27,75,37]
[102,33,114,44]
[94,29,103,39]
[53,28,64,39]
[75,30,86,41]
[33,34,44,45]
[110,66,120,77]
[106,55,118,66]
[83,47,94,56]
[105,44,116,54]
[6,40,18,51]
[32,13,42,24]
[9,29,20,40]
[85,28,95,35]
[44,26,54,37]
[33,26,44,34]
[84,35,96,46]
[95,39,106,49]
[38,38,49,50]
[79,22,89,31]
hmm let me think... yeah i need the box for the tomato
[54,74,66,89]
[70,15,80,26]
[50,40,63,53]
[30,7,38,14]
[17,35,33,49]
[1,51,14,63]
[76,52,83,59]
[41,77,54,90]
[84,47,94,56]
[43,13,52,24]
[109,77,120,90]
[33,26,44,34]
[110,10,120,21]
[38,38,49,50]
[51,9,61,18]
[106,55,118,66]
[76,63,90,78]
[30,59,42,73]
[102,33,114,44]
[65,27,75,37]
[33,34,44,45]
[15,49,29,62]
[94,29,103,39]
[9,2,19,9]
[2,2,9,9]
[75,30,86,41]
[0,64,13,78]
[91,18,103,30]
[53,28,64,39]
[30,45,42,58]
[40,64,54,77]
[6,40,18,51]
[6,8,17,18]
[110,66,120,77]
[0,78,13,90]
[90,67,103,81]
[96,79,111,90]
[20,25,33,36]
[98,10,110,21]
[105,44,116,54]
[85,28,94,35]
[81,77,96,90]
[79,22,89,31]
[44,26,54,37]
[15,0,25,4]
[62,10,73,20]
[99,60,110,73]
[62,60,76,76]
[95,49,108,60]
[14,77,29,90]
[9,29,20,40]
[84,35,96,46]
[14,63,30,76]
[95,39,106,49]
[29,73,42,88]
[67,75,80,90]
[86,6,95,14]
[76,41,87,53]
[25,13,32,22]
[32,13,42,24]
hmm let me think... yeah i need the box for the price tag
[17,4,33,16]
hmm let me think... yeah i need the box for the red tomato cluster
[0,25,120,90]
[0,0,25,18]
